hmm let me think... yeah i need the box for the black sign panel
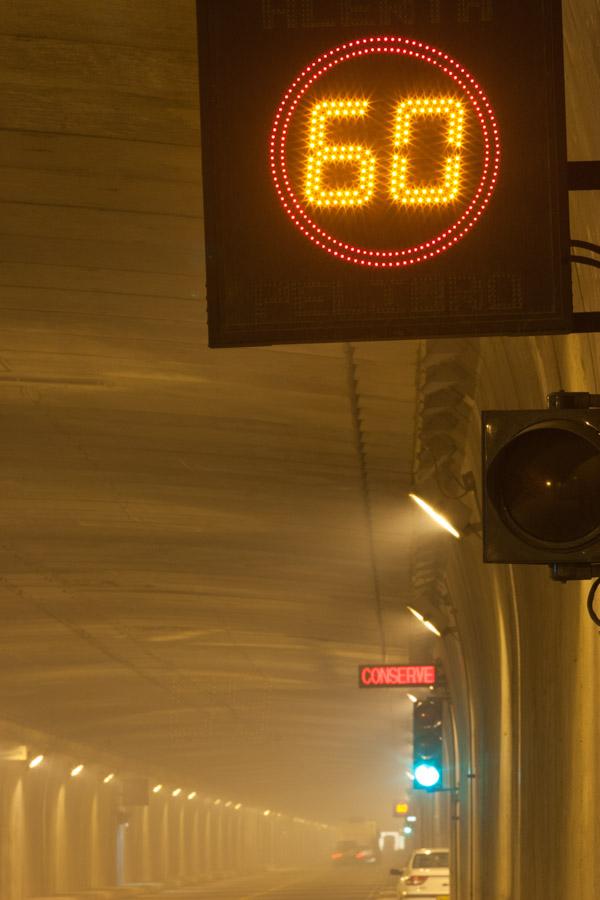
[197,0,570,347]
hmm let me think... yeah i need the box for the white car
[391,847,450,898]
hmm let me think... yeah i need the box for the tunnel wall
[414,0,600,892]
[470,334,600,900]
[426,331,600,900]
[0,729,332,900]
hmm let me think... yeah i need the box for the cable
[570,255,600,271]
[571,239,600,255]
[344,343,387,661]
[586,578,600,627]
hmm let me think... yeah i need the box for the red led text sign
[197,1,570,347]
[358,664,436,688]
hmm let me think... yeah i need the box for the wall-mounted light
[28,754,44,769]
[70,764,84,778]
[406,605,425,623]
[187,791,197,800]
[152,784,163,794]
[103,773,115,784]
[213,798,222,806]
[172,788,182,797]
[263,809,271,817]
[409,492,461,538]
[234,803,242,810]
[406,605,442,638]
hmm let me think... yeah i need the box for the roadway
[153,867,397,900]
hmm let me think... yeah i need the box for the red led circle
[270,36,501,268]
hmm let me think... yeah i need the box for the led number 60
[305,95,465,208]
[305,99,377,207]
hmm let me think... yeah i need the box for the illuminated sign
[197,1,570,347]
[270,39,500,268]
[358,664,436,687]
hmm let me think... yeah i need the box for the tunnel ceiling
[0,1,447,825]
[1,0,594,830]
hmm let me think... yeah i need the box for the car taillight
[331,853,343,860]
[406,875,428,886]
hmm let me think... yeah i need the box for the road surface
[155,867,398,900]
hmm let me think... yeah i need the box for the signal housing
[483,408,600,566]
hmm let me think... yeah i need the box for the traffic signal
[393,802,410,817]
[482,399,600,574]
[413,698,443,792]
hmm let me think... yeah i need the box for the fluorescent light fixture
[409,493,461,539]
[70,764,84,777]
[103,773,115,784]
[187,791,197,800]
[407,693,418,704]
[423,620,442,637]
[214,798,222,806]
[225,801,232,808]
[172,788,182,797]
[263,809,271,816]
[406,605,425,623]
[234,803,242,810]
[152,784,163,794]
[29,754,44,769]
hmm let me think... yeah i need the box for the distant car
[390,847,450,898]
[331,839,377,864]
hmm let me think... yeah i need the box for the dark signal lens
[490,426,600,545]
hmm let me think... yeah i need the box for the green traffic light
[414,763,441,788]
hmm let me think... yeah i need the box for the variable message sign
[358,664,437,687]
[197,0,570,347]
